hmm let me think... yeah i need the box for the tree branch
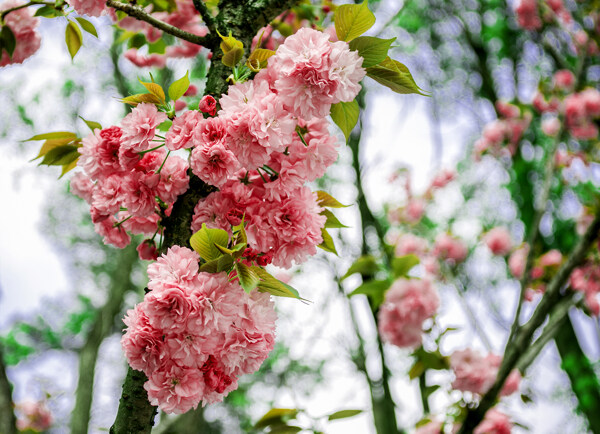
[458,208,600,433]
[191,0,217,35]
[105,0,216,48]
[0,0,54,21]
[0,345,17,434]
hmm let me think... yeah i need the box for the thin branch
[458,208,600,433]
[192,0,217,35]
[453,280,493,352]
[0,345,17,434]
[105,0,216,48]
[0,0,54,20]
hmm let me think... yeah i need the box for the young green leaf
[34,5,64,17]
[252,267,302,299]
[348,36,396,68]
[139,80,166,103]
[222,47,244,68]
[119,93,163,106]
[233,218,248,245]
[79,116,102,132]
[25,131,77,142]
[334,1,376,42]
[366,57,429,95]
[40,145,80,166]
[168,71,190,101]
[75,17,98,38]
[348,279,391,307]
[190,223,230,261]
[65,20,83,60]
[328,409,363,421]
[234,262,259,293]
[391,254,420,278]
[1,25,16,58]
[316,191,350,208]
[322,209,348,229]
[199,254,234,273]
[255,408,299,429]
[330,100,359,141]
[59,159,78,178]
[317,228,337,255]
[246,48,275,71]
[217,30,243,53]
[341,255,380,281]
[31,137,77,161]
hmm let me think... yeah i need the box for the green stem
[0,0,55,21]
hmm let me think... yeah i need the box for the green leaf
[148,38,167,54]
[255,408,299,429]
[235,262,259,293]
[317,228,337,255]
[199,254,234,273]
[168,71,190,101]
[60,159,78,178]
[253,267,302,299]
[269,427,302,434]
[139,79,166,104]
[348,279,391,307]
[31,137,77,161]
[222,47,244,68]
[323,209,348,229]
[341,255,380,280]
[34,5,64,17]
[40,145,80,166]
[328,409,363,421]
[119,93,163,106]
[65,20,83,60]
[233,218,248,245]
[1,25,16,58]
[25,131,77,142]
[391,255,420,278]
[413,347,450,370]
[246,48,275,71]
[348,36,396,68]
[75,17,98,38]
[316,191,350,208]
[408,360,425,380]
[366,57,428,95]
[79,116,102,132]
[330,100,359,141]
[190,223,230,261]
[334,1,376,42]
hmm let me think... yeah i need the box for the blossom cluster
[450,348,521,397]
[0,0,41,67]
[378,278,439,349]
[121,246,276,412]
[571,261,600,316]
[71,104,189,253]
[15,401,53,432]
[160,27,366,268]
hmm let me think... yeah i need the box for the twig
[458,208,600,433]
[105,0,215,48]
[191,0,217,34]
[0,0,55,21]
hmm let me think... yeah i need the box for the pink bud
[553,70,575,90]
[184,84,198,97]
[174,100,187,112]
[137,240,158,261]
[199,95,217,116]
[541,117,561,136]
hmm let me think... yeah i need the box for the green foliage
[334,2,376,42]
[317,227,337,255]
[65,20,83,60]
[330,100,360,141]
[322,209,348,229]
[341,255,380,280]
[75,17,98,38]
[79,116,102,132]
[168,71,190,101]
[316,191,350,208]
[0,25,16,58]
[348,279,391,308]
[327,409,362,421]
[348,36,395,68]
[190,223,230,261]
[366,57,428,95]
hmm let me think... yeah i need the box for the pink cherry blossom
[433,234,468,263]
[15,401,53,432]
[0,1,41,67]
[199,95,217,116]
[473,409,512,434]
[190,143,240,188]
[121,103,167,153]
[484,227,512,256]
[378,279,439,348]
[166,110,203,150]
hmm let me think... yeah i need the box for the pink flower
[122,171,160,217]
[473,409,512,434]
[484,227,512,256]
[95,216,131,248]
[70,0,106,16]
[508,245,528,279]
[137,240,158,261]
[121,103,167,153]
[190,143,240,188]
[415,420,443,434]
[394,233,429,257]
[571,263,600,316]
[450,349,497,395]
[143,284,195,334]
[16,401,53,432]
[378,279,439,348]
[147,246,200,291]
[156,155,190,204]
[404,199,426,223]
[541,117,561,136]
[0,1,41,67]
[145,364,204,414]
[430,169,455,189]
[199,95,217,116]
[515,0,541,30]
[539,249,562,267]
[165,110,203,151]
[433,234,468,263]
[553,69,575,90]
[124,48,167,68]
[121,304,165,372]
[70,172,95,203]
[78,126,124,181]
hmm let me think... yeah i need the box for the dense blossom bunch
[71,0,106,17]
[450,348,521,397]
[71,105,189,250]
[121,247,276,412]
[473,102,531,158]
[161,27,365,268]
[0,0,41,67]
[378,278,439,348]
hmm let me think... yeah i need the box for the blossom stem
[156,150,171,175]
[138,143,165,155]
[113,215,133,228]
[256,167,268,183]
[0,0,55,21]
